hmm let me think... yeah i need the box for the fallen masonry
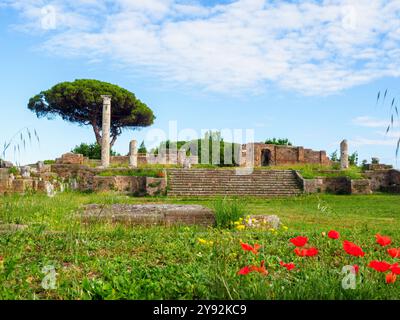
[80,204,216,227]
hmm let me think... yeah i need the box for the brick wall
[242,143,331,167]
[93,176,146,194]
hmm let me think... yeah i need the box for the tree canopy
[71,142,119,160]
[265,138,293,146]
[28,79,155,146]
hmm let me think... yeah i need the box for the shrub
[213,197,245,229]
[138,141,147,153]
[349,151,359,166]
[330,150,339,162]
[8,167,19,175]
[264,138,293,146]
[72,142,119,159]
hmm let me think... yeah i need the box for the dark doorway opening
[261,149,272,166]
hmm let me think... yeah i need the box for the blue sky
[1,0,400,166]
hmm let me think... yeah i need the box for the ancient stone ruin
[240,143,331,167]
[81,204,215,227]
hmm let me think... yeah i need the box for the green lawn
[0,192,399,300]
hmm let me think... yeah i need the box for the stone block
[93,176,146,194]
[146,177,167,196]
[81,204,215,227]
[351,179,372,194]
[12,179,34,193]
[56,153,84,165]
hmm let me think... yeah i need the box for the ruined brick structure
[240,143,331,167]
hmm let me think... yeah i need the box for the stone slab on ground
[0,223,28,234]
[80,204,215,227]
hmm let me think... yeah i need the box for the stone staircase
[167,169,303,197]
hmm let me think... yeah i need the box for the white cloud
[352,116,392,128]
[349,137,399,147]
[3,0,400,95]
[376,130,400,138]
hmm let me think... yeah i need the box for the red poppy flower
[280,261,295,271]
[352,264,360,274]
[390,263,400,275]
[368,260,392,272]
[238,261,268,276]
[387,248,400,258]
[240,242,261,255]
[343,240,365,257]
[328,230,340,239]
[376,234,391,247]
[238,266,251,275]
[250,260,268,275]
[294,247,318,257]
[290,236,308,247]
[386,273,397,284]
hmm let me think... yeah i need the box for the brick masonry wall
[301,176,348,194]
[93,176,146,194]
[362,170,393,191]
[56,153,86,165]
[301,175,371,195]
[51,164,167,195]
[275,147,298,164]
[363,169,400,193]
[242,143,330,167]
[351,179,372,194]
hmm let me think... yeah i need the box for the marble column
[340,139,349,169]
[178,148,186,167]
[129,140,138,168]
[100,95,112,168]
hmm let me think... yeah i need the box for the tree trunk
[92,123,102,146]
[92,121,118,148]
[110,135,118,147]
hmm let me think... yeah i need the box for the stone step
[168,173,296,177]
[168,189,301,193]
[169,188,299,193]
[170,182,299,188]
[168,177,298,181]
[168,180,300,185]
[168,175,296,178]
[167,169,302,197]
[168,192,301,196]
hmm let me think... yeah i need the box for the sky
[0,0,400,166]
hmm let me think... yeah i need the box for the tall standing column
[129,140,138,168]
[340,139,349,169]
[178,148,186,167]
[101,95,112,168]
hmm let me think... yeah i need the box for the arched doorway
[261,149,272,166]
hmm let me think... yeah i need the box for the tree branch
[91,121,102,145]
[110,134,118,147]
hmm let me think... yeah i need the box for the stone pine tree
[27,79,155,147]
[138,141,147,153]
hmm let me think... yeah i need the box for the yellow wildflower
[236,225,245,231]
[198,238,207,244]
[198,238,213,245]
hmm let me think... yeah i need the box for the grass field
[0,192,399,300]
